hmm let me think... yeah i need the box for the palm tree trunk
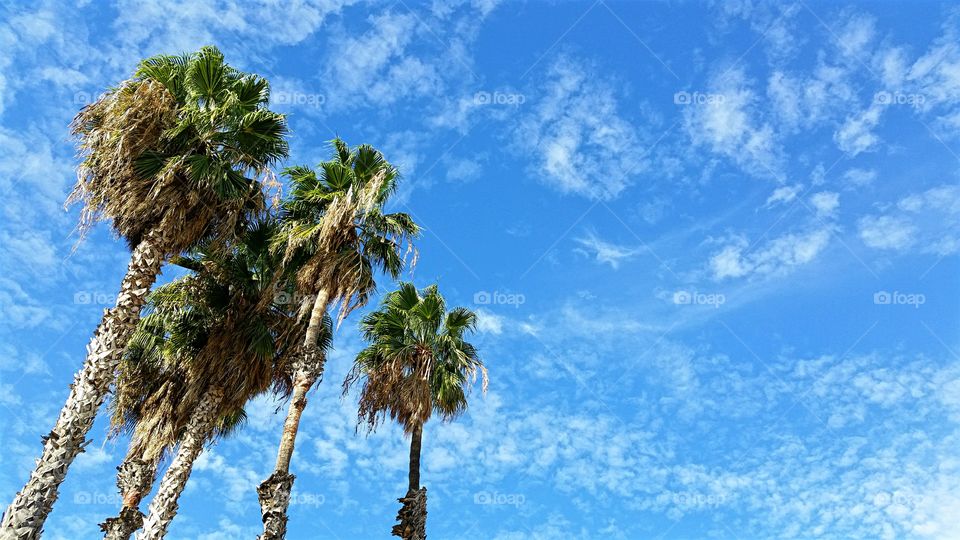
[392,424,426,539]
[257,289,329,540]
[136,387,223,540]
[1,229,167,540]
[408,423,422,492]
[99,447,158,540]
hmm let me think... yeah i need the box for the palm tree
[1,46,288,538]
[344,283,487,540]
[103,220,323,540]
[257,140,419,539]
[100,354,246,540]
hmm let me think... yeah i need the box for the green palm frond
[109,218,307,459]
[346,282,487,434]
[272,139,419,326]
[68,45,288,252]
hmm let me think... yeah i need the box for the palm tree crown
[274,139,419,323]
[69,45,288,251]
[347,282,487,434]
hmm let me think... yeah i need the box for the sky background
[1,1,959,539]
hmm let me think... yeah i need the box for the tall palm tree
[103,220,323,540]
[257,140,419,539]
[100,352,247,540]
[1,46,288,538]
[345,283,487,540]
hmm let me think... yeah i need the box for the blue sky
[1,1,959,538]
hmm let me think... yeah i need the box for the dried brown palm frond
[346,283,487,435]
[68,80,244,252]
[111,213,317,463]
[68,50,279,253]
[287,169,388,322]
[69,80,171,246]
[352,356,434,435]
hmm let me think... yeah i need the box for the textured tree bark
[135,387,223,540]
[408,424,422,492]
[392,424,426,539]
[0,229,167,540]
[255,472,294,540]
[257,289,329,540]
[391,488,427,540]
[99,451,158,540]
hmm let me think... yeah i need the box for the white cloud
[766,64,856,132]
[715,2,802,64]
[73,445,113,471]
[475,308,504,335]
[710,243,751,279]
[0,383,22,407]
[835,13,877,58]
[514,56,646,200]
[573,231,639,270]
[900,12,960,133]
[115,0,353,54]
[319,3,497,119]
[835,103,884,156]
[811,191,840,216]
[685,67,782,179]
[843,168,878,187]
[322,13,441,109]
[710,227,833,280]
[445,157,483,182]
[765,184,802,207]
[858,215,916,250]
[858,184,960,255]
[0,277,53,329]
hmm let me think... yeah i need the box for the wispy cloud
[709,226,834,280]
[573,230,640,269]
[514,56,646,200]
[858,184,960,255]
[683,67,783,180]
